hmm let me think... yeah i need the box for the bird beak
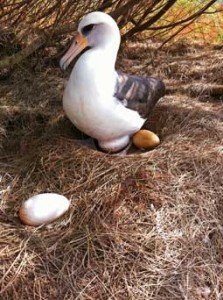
[60,32,88,70]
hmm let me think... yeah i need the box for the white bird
[60,11,165,153]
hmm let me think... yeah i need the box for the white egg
[19,193,70,226]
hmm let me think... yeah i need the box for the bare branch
[0,23,77,69]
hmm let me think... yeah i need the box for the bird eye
[81,24,95,36]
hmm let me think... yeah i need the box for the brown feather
[114,71,165,118]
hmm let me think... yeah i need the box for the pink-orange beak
[60,32,88,70]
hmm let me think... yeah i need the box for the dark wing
[114,71,165,118]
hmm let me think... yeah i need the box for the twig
[0,23,76,69]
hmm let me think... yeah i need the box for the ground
[0,41,223,299]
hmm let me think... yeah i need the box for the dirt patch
[0,42,223,299]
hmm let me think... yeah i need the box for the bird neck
[90,24,121,68]
[71,46,118,98]
[79,45,118,70]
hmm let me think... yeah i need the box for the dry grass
[0,41,223,299]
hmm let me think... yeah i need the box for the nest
[0,42,223,299]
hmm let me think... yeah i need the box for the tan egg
[133,129,160,150]
[19,193,70,226]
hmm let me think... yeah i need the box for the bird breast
[63,51,145,140]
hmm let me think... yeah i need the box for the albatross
[60,11,165,153]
